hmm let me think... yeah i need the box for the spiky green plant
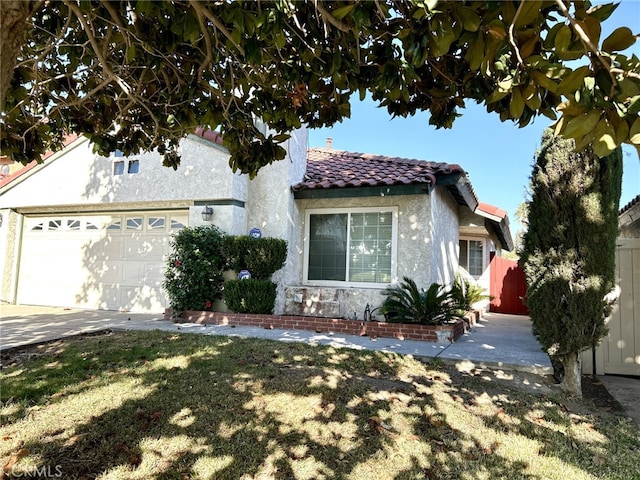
[450,275,492,313]
[380,277,465,326]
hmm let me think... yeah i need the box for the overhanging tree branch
[63,0,132,95]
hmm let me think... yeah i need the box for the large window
[305,208,396,285]
[459,238,484,277]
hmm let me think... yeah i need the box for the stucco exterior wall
[430,187,460,287]
[281,190,455,318]
[0,136,239,209]
[457,208,501,293]
[245,127,308,314]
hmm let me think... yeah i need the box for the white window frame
[303,206,398,288]
[458,236,487,278]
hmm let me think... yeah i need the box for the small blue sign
[238,269,251,280]
[249,227,262,239]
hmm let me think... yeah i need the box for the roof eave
[292,183,432,199]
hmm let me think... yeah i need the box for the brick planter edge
[165,309,465,343]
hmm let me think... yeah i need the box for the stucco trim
[13,201,194,215]
[194,199,245,208]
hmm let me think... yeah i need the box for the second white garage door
[17,211,187,313]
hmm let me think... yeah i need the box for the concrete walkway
[1,304,638,428]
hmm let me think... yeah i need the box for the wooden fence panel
[489,256,529,315]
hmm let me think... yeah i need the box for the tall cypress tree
[520,129,622,397]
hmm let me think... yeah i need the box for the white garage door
[17,211,187,313]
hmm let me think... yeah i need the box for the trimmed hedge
[222,236,287,279]
[223,279,277,314]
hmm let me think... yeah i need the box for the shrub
[163,225,226,314]
[450,275,491,313]
[379,277,465,326]
[520,130,622,396]
[223,279,277,314]
[221,236,287,279]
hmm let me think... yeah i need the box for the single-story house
[0,126,513,318]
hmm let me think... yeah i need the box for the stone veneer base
[167,310,466,343]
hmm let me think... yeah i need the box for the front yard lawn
[1,330,638,479]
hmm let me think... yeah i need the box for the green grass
[1,330,639,480]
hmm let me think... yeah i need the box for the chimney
[326,137,333,149]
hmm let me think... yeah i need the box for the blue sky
[308,1,640,234]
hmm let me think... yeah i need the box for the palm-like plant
[380,277,465,326]
[450,275,492,314]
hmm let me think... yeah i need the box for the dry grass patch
[1,330,638,479]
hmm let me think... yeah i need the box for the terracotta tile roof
[194,127,223,145]
[476,202,507,220]
[475,202,513,251]
[620,194,639,215]
[293,148,465,191]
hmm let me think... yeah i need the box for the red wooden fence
[489,255,529,315]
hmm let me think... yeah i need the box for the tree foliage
[520,129,622,396]
[1,1,639,176]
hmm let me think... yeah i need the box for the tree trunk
[0,0,36,112]
[561,352,582,398]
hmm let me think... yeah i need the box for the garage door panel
[122,262,145,284]
[123,236,167,261]
[95,263,121,284]
[17,212,185,313]
[144,264,165,284]
[101,286,121,311]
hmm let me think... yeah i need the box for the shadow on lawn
[1,330,638,479]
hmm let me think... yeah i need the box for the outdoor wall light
[201,205,213,222]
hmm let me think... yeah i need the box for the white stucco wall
[245,127,309,314]
[430,187,460,287]
[458,207,500,293]
[283,190,456,317]
[0,136,241,212]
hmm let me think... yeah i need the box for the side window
[113,161,125,175]
[127,160,140,174]
[459,239,484,277]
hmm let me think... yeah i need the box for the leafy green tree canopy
[1,1,639,176]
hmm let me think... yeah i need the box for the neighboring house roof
[619,193,640,228]
[194,127,224,145]
[475,202,514,251]
[293,148,478,211]
[0,133,80,190]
